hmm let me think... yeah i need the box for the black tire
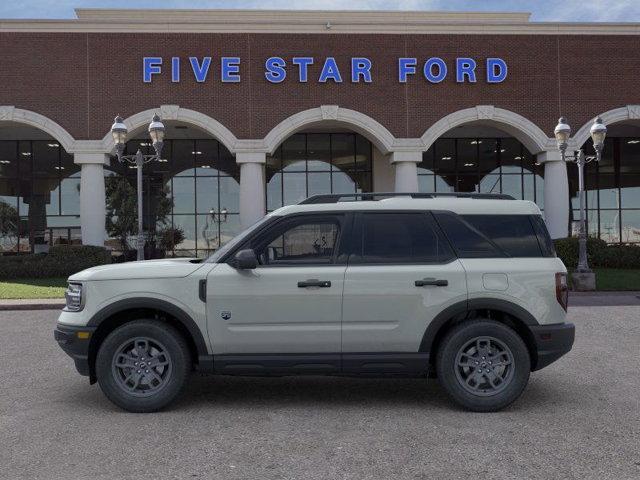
[436,319,530,412]
[96,320,191,413]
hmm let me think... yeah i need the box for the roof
[0,9,638,35]
[269,197,541,216]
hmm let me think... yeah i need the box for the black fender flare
[419,298,538,353]
[87,297,209,357]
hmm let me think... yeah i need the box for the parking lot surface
[1,307,639,480]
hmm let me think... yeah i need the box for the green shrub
[554,237,640,269]
[0,245,111,280]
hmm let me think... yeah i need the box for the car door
[206,213,348,358]
[341,211,468,370]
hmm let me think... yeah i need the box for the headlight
[64,282,84,312]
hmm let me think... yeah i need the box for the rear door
[341,212,468,362]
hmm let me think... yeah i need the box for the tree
[105,176,173,253]
[0,200,19,251]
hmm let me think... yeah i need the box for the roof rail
[299,192,515,204]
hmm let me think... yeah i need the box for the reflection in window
[266,133,373,210]
[0,140,80,253]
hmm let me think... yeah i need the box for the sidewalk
[1,291,639,311]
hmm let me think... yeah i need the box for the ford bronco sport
[55,192,574,412]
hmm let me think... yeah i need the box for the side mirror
[232,249,258,270]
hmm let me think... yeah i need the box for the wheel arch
[86,298,209,382]
[421,299,539,370]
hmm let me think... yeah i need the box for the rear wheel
[436,319,530,412]
[96,320,191,412]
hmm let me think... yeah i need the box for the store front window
[418,137,544,210]
[108,138,240,257]
[571,137,640,244]
[266,133,373,211]
[0,140,80,253]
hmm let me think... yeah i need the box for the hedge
[0,245,111,280]
[554,237,640,269]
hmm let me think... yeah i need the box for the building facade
[0,9,639,256]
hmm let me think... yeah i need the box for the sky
[0,0,639,22]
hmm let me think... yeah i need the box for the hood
[68,258,205,281]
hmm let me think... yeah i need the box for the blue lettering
[319,57,342,83]
[423,57,447,83]
[171,57,180,83]
[398,58,416,83]
[143,57,162,83]
[487,58,508,83]
[189,57,212,82]
[351,57,372,83]
[265,57,287,83]
[456,58,477,83]
[292,57,314,82]
[221,57,241,82]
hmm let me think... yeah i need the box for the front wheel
[436,319,530,412]
[96,320,191,412]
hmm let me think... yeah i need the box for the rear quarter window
[462,214,545,257]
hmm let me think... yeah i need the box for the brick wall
[0,32,638,142]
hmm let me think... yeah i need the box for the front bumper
[54,324,96,377]
[530,322,575,371]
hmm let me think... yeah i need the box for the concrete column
[538,151,569,239]
[75,153,109,246]
[391,151,422,192]
[237,152,266,229]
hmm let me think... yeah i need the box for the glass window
[259,218,340,265]
[621,138,640,173]
[356,213,453,264]
[463,215,543,257]
[435,212,502,258]
[621,210,640,243]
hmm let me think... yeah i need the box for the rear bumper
[530,322,575,371]
[54,324,96,377]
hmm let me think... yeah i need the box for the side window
[256,217,341,265]
[462,215,543,257]
[530,215,557,257]
[355,212,454,264]
[434,212,503,258]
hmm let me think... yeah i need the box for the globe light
[554,117,571,154]
[110,115,128,146]
[590,116,607,153]
[148,114,165,157]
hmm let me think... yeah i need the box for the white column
[538,151,569,239]
[237,152,266,229]
[75,153,109,246]
[391,151,422,192]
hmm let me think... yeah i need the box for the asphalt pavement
[1,307,639,480]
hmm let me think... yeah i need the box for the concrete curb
[0,300,65,311]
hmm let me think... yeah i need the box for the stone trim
[0,106,76,153]
[420,105,554,154]
[571,105,640,149]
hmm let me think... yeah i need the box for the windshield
[205,215,274,263]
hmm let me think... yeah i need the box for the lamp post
[553,116,607,280]
[111,114,165,261]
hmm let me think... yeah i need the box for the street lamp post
[111,114,165,261]
[553,116,607,284]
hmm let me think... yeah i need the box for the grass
[592,268,640,291]
[0,277,67,299]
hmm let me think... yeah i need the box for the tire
[96,320,191,413]
[436,319,530,412]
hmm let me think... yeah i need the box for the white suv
[55,193,574,413]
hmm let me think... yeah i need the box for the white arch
[100,105,239,154]
[263,105,396,155]
[0,106,76,152]
[572,105,640,148]
[420,105,553,154]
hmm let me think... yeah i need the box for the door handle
[297,279,332,288]
[415,278,448,287]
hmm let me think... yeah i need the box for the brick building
[0,9,639,255]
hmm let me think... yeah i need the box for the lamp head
[590,116,607,158]
[110,115,127,157]
[554,117,571,155]
[148,114,165,156]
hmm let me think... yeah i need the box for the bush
[554,237,640,269]
[0,245,111,280]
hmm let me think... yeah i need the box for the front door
[206,213,348,357]
[341,212,467,367]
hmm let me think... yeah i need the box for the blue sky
[1,0,639,22]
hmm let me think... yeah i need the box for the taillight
[555,272,568,311]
